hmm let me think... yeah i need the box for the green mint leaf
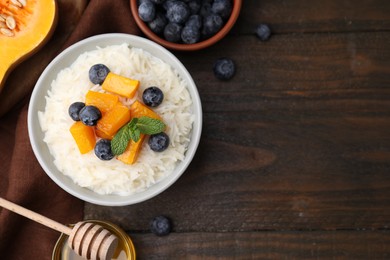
[111,117,165,156]
[111,123,132,155]
[129,124,141,143]
[136,116,165,135]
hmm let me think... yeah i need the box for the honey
[52,220,136,260]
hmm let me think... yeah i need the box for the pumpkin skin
[0,0,58,92]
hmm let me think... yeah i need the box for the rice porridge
[38,44,194,195]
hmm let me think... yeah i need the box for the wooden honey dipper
[0,197,118,260]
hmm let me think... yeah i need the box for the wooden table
[85,1,390,258]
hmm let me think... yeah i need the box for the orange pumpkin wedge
[0,0,58,92]
[130,100,162,121]
[69,121,96,154]
[96,102,131,139]
[117,134,146,165]
[85,90,119,114]
[102,72,140,98]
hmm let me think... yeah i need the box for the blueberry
[143,86,164,107]
[150,0,166,4]
[164,22,183,42]
[150,215,172,236]
[148,12,168,35]
[162,0,175,10]
[202,14,223,38]
[166,1,190,24]
[68,102,85,121]
[213,58,235,80]
[138,1,156,22]
[185,14,202,29]
[79,105,102,126]
[148,132,170,152]
[188,0,201,14]
[199,2,212,17]
[94,139,114,161]
[89,64,110,85]
[256,23,271,41]
[181,25,200,44]
[211,0,232,20]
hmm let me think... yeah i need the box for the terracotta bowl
[130,0,242,51]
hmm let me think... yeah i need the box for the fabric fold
[0,0,140,259]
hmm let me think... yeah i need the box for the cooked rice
[38,44,194,195]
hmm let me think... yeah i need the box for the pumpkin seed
[6,16,16,30]
[11,0,23,8]
[0,28,14,37]
[0,21,6,28]
[18,0,27,7]
[0,14,6,22]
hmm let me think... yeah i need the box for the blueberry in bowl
[28,33,203,206]
[130,0,242,51]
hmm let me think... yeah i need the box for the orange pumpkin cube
[102,72,140,98]
[95,128,114,140]
[130,100,162,121]
[96,102,131,139]
[85,91,119,114]
[69,121,96,154]
[117,134,146,165]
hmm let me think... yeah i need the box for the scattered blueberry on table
[256,23,272,41]
[137,0,233,44]
[94,139,115,160]
[213,57,235,80]
[150,215,172,236]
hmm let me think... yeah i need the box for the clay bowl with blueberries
[130,0,242,51]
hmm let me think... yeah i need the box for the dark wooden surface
[85,1,390,258]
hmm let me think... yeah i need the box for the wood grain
[128,231,390,259]
[80,0,390,258]
[236,0,390,34]
[86,32,390,231]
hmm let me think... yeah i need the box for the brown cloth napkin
[0,0,140,259]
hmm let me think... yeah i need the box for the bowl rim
[28,33,202,206]
[130,0,242,51]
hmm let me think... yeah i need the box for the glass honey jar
[52,220,136,260]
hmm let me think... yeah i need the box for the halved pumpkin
[0,0,58,92]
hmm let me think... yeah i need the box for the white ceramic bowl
[28,33,202,206]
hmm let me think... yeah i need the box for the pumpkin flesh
[0,0,57,92]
